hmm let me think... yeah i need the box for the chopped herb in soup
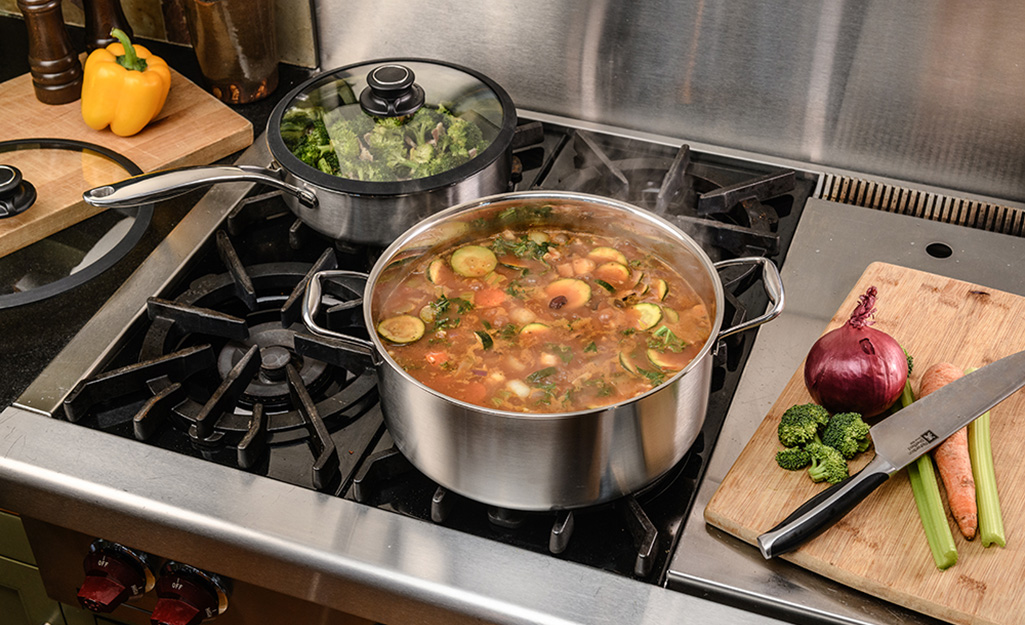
[373,226,713,412]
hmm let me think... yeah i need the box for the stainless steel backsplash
[315,1,1025,203]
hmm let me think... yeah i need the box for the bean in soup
[373,224,712,413]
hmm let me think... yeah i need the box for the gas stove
[1,113,822,625]
[44,116,814,587]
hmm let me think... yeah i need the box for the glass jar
[183,0,279,104]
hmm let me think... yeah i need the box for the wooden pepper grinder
[83,0,133,51]
[17,0,83,105]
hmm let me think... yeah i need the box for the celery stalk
[901,380,958,569]
[966,368,1006,547]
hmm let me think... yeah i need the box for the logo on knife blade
[907,430,940,455]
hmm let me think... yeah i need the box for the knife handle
[757,454,894,558]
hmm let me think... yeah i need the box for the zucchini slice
[662,306,680,323]
[588,246,628,265]
[475,330,494,350]
[528,231,550,244]
[653,278,669,301]
[619,351,638,374]
[520,322,551,335]
[646,348,689,371]
[594,261,631,287]
[427,258,448,284]
[451,245,498,278]
[377,315,426,344]
[630,302,663,330]
[545,278,591,309]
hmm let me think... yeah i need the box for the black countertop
[0,15,313,408]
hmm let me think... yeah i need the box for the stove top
[34,116,816,586]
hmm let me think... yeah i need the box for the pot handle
[302,269,380,362]
[82,165,318,208]
[713,256,785,340]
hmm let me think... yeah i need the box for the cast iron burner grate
[61,230,380,493]
[347,431,707,581]
[542,130,795,268]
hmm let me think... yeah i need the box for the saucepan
[82,58,521,246]
[299,190,784,511]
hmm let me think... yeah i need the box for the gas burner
[347,444,691,579]
[62,233,378,491]
[552,131,795,265]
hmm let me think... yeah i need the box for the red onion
[803,286,908,418]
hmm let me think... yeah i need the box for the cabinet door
[0,554,66,625]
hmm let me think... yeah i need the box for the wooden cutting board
[705,262,1025,625]
[0,62,253,258]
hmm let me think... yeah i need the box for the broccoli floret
[445,115,486,154]
[821,412,872,459]
[406,109,441,145]
[806,442,849,484]
[775,447,812,471]
[408,142,435,165]
[330,132,361,164]
[293,138,335,172]
[364,123,406,154]
[777,403,830,448]
[279,107,320,146]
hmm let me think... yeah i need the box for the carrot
[918,362,977,541]
[475,287,507,308]
[424,351,449,366]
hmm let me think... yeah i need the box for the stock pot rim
[360,189,727,418]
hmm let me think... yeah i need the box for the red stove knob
[151,564,229,625]
[77,542,154,613]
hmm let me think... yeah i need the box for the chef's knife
[757,349,1025,559]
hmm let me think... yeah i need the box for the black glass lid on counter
[267,58,516,192]
[0,138,153,309]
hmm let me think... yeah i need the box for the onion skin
[803,287,908,417]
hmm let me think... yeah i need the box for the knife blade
[757,348,1025,559]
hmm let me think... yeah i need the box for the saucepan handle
[302,270,381,365]
[82,165,318,208]
[713,256,785,340]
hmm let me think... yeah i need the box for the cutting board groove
[0,61,253,258]
[705,262,1025,625]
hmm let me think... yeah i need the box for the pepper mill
[84,0,133,51]
[17,0,83,104]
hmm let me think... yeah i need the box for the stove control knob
[77,540,155,613]
[151,563,229,625]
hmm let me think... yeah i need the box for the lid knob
[0,164,37,218]
[359,64,425,118]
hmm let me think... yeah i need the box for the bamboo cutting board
[705,262,1025,625]
[0,62,253,258]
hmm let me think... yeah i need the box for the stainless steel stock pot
[302,191,784,510]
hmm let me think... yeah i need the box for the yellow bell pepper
[81,29,171,137]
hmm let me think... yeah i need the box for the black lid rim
[266,57,517,197]
[0,138,152,309]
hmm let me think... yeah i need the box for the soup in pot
[372,221,713,413]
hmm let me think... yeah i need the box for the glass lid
[0,139,152,309]
[275,58,513,185]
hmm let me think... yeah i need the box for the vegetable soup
[372,220,713,413]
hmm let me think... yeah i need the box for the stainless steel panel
[0,407,789,625]
[315,1,1025,202]
[667,199,1025,624]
